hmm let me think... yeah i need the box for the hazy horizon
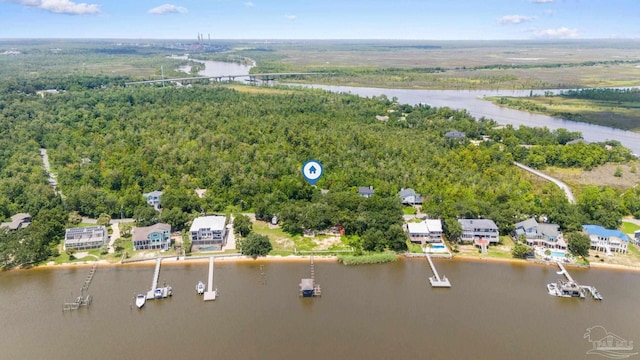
[2,0,639,40]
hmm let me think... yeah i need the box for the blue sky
[1,0,639,40]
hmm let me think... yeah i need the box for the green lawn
[621,221,640,235]
[252,220,350,253]
[407,242,423,253]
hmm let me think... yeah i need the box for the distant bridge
[125,72,322,86]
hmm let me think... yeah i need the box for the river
[171,58,640,154]
[2,259,639,359]
[297,85,640,155]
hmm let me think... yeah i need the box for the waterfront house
[458,218,499,246]
[132,223,172,251]
[582,224,629,254]
[514,218,566,249]
[407,219,442,244]
[143,190,163,210]
[399,188,423,205]
[358,186,375,198]
[64,226,108,251]
[0,213,31,231]
[635,230,640,246]
[190,215,227,251]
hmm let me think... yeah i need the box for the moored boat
[196,281,205,294]
[135,294,146,308]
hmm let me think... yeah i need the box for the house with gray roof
[514,218,566,249]
[64,226,108,251]
[0,213,31,231]
[190,215,227,251]
[132,223,171,251]
[143,190,163,210]
[358,186,375,198]
[458,218,499,245]
[445,131,466,139]
[399,188,422,205]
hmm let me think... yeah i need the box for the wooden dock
[63,263,96,311]
[143,258,173,300]
[425,251,451,288]
[300,254,321,297]
[580,285,603,300]
[203,257,218,301]
[555,262,602,300]
[146,258,162,299]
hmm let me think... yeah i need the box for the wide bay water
[2,259,639,359]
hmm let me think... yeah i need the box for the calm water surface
[2,260,639,360]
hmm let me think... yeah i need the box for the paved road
[514,162,576,204]
[40,148,62,197]
[224,215,237,251]
[623,218,640,227]
[108,222,120,254]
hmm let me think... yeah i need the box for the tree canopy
[239,233,272,259]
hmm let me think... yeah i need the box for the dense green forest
[0,78,638,268]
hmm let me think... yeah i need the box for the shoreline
[15,252,640,274]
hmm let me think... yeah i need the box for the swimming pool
[432,244,445,249]
[550,251,566,258]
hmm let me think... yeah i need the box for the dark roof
[0,213,32,231]
[358,186,375,195]
[458,219,498,231]
[445,131,466,139]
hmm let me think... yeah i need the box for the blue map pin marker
[302,160,323,185]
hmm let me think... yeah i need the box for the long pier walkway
[425,250,451,288]
[63,263,97,311]
[203,257,218,301]
[556,262,575,283]
[146,258,162,299]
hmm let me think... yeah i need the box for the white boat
[196,281,205,294]
[546,283,559,296]
[135,294,146,308]
[154,286,173,299]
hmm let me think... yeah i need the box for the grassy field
[544,162,640,190]
[246,40,640,89]
[622,221,640,235]
[251,220,351,254]
[454,235,515,260]
[4,39,640,90]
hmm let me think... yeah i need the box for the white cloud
[243,1,254,7]
[533,27,579,39]
[12,0,100,15]
[543,9,556,16]
[148,4,188,15]
[499,15,534,25]
[532,0,554,3]
[285,14,296,21]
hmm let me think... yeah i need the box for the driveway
[108,222,120,254]
[514,162,576,204]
